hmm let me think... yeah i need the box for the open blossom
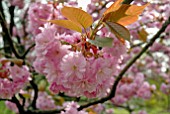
[36,92,57,110]
[70,67,97,96]
[60,52,86,79]
[34,24,57,55]
[102,38,127,60]
[27,3,54,35]
[92,58,113,84]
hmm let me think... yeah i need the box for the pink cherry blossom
[61,101,88,114]
[60,52,86,79]
[27,3,54,35]
[36,92,57,110]
[9,0,24,8]
[0,64,30,99]
[160,83,170,94]
[136,82,153,99]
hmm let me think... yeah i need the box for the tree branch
[9,6,15,35]
[30,79,38,109]
[0,5,21,58]
[21,43,35,59]
[0,98,12,101]
[19,93,26,107]
[0,1,12,57]
[11,96,25,114]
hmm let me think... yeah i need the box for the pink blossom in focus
[60,52,86,79]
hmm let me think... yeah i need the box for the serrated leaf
[125,3,150,15]
[47,20,82,33]
[104,5,135,26]
[105,21,130,41]
[138,28,148,42]
[103,0,149,26]
[114,15,138,26]
[89,36,113,47]
[103,0,123,15]
[61,6,93,29]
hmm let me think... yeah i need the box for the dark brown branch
[19,93,26,107]
[0,98,12,101]
[21,43,35,59]
[11,96,25,114]
[30,79,38,109]
[9,6,15,35]
[130,42,144,48]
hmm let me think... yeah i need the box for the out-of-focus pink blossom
[137,82,154,99]
[0,64,30,99]
[161,83,170,94]
[9,0,24,8]
[61,101,88,114]
[36,92,57,110]
[27,3,54,35]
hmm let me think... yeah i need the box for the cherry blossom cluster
[33,22,127,98]
[27,1,79,36]
[111,73,156,105]
[0,60,30,99]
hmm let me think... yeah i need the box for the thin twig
[0,8,21,58]
[21,43,35,59]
